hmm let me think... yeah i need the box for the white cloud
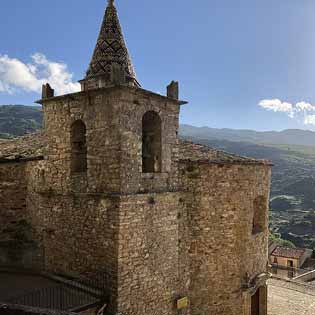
[304,115,315,125]
[258,99,293,113]
[259,98,315,125]
[0,53,80,96]
[295,102,315,112]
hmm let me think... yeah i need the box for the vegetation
[269,233,295,248]
[0,105,43,138]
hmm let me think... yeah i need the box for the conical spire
[81,0,140,90]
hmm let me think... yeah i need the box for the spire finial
[83,0,140,89]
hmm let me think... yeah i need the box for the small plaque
[177,297,188,310]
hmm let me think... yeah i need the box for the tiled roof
[0,135,270,166]
[0,304,77,315]
[178,140,271,166]
[271,246,306,259]
[0,133,45,163]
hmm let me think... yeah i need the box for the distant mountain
[0,105,43,138]
[180,124,315,147]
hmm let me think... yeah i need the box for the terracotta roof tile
[0,135,271,166]
[271,246,306,259]
[0,132,45,163]
[178,140,271,166]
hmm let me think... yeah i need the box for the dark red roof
[271,246,306,259]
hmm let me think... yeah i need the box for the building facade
[270,246,311,269]
[0,1,271,314]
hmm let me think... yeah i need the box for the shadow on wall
[0,220,43,270]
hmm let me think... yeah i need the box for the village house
[270,246,312,269]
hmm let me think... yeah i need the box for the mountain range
[0,105,42,138]
[180,124,315,147]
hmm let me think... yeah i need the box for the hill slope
[0,105,43,138]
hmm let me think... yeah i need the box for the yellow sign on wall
[177,297,189,309]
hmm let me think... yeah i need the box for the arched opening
[252,196,267,235]
[71,120,87,174]
[142,111,162,173]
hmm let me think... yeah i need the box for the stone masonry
[0,1,272,314]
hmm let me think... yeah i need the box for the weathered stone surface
[179,162,271,315]
[268,278,315,315]
[0,133,45,162]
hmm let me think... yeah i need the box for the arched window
[252,196,267,235]
[71,120,87,174]
[142,111,162,173]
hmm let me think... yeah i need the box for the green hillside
[0,105,43,138]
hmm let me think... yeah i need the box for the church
[0,1,271,314]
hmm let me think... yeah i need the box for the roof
[0,133,45,163]
[271,246,306,260]
[268,241,278,256]
[37,85,187,106]
[83,0,139,88]
[0,304,77,315]
[178,140,271,166]
[0,135,270,166]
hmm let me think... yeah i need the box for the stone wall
[40,86,181,197]
[0,162,27,228]
[179,161,271,315]
[26,189,120,314]
[117,88,180,194]
[0,160,45,267]
[116,192,187,315]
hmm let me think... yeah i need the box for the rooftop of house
[178,140,271,166]
[0,304,77,315]
[0,272,100,313]
[0,133,45,163]
[268,241,278,256]
[0,133,270,166]
[271,246,306,260]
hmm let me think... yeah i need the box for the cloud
[259,98,315,125]
[259,99,293,113]
[304,115,315,125]
[295,102,315,112]
[0,53,80,96]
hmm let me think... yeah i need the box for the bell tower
[37,1,188,314]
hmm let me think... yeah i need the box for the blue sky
[1,0,315,131]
